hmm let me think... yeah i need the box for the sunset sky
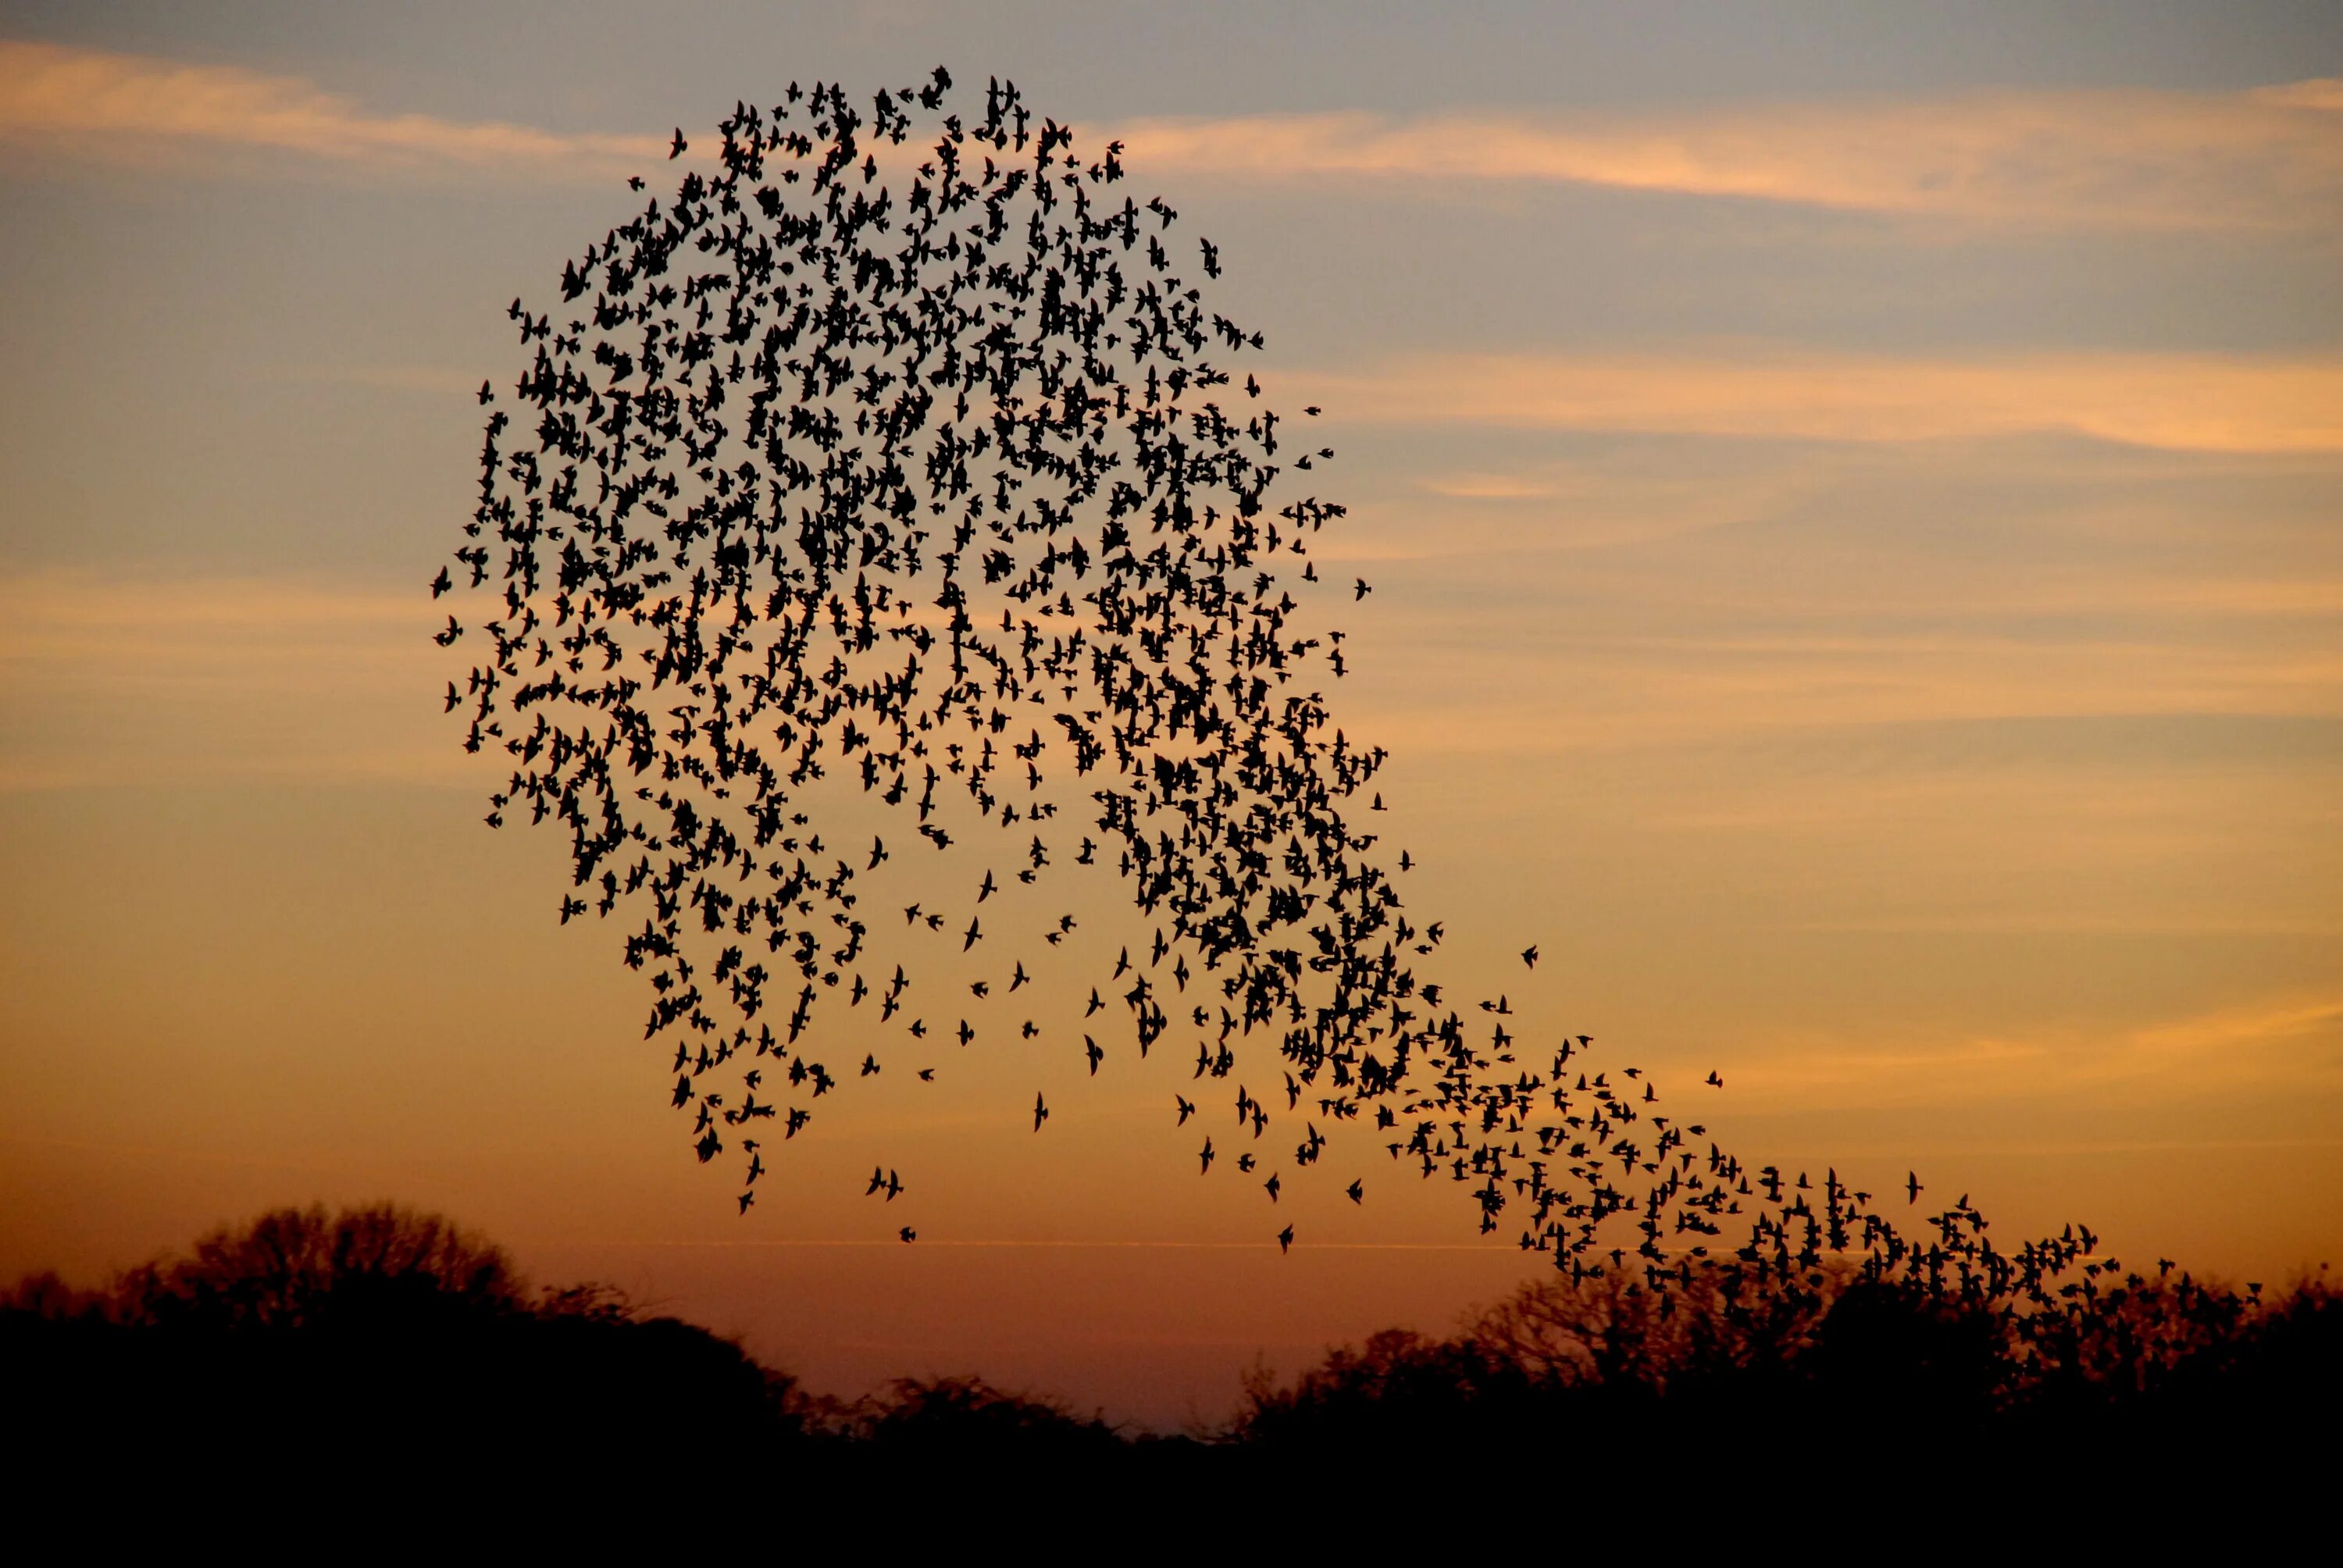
[2,2,2338,1427]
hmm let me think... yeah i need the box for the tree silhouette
[5,1208,2331,1490]
[1230,1265,2340,1471]
[112,1203,519,1330]
[4,1204,804,1468]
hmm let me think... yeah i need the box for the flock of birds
[444,71,2116,1323]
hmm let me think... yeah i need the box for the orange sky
[2,5,2338,1428]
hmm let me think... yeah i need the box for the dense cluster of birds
[444,71,2108,1324]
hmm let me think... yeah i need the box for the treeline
[6,1204,2333,1476]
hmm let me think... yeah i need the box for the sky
[2,2,2338,1428]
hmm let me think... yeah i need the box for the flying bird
[436,68,2102,1324]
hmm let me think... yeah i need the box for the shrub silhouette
[1230,1265,2340,1470]
[1232,1329,1546,1452]
[2,1203,805,1470]
[842,1376,1125,1456]
[6,1205,2331,1484]
[114,1203,522,1330]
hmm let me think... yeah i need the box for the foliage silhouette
[833,1375,1125,1456]
[1233,1263,2340,1471]
[4,1204,805,1469]
[6,1204,2330,1488]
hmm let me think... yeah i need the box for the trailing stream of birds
[441,70,2122,1331]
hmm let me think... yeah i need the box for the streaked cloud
[1113,79,2343,231]
[1286,350,2343,452]
[0,570,450,789]
[1349,627,2343,755]
[0,39,658,178]
[11,36,2336,236]
[2254,79,2343,112]
[2131,997,2343,1057]
[1728,994,2343,1111]
[1418,472,1569,501]
[1361,459,1831,555]
[0,569,419,641]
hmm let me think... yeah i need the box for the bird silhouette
[442,69,2106,1325]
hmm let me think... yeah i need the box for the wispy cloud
[1112,79,2343,231]
[12,37,2337,233]
[0,570,451,789]
[2131,998,2343,1057]
[1727,995,2343,1112]
[0,39,659,178]
[1286,350,2343,453]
